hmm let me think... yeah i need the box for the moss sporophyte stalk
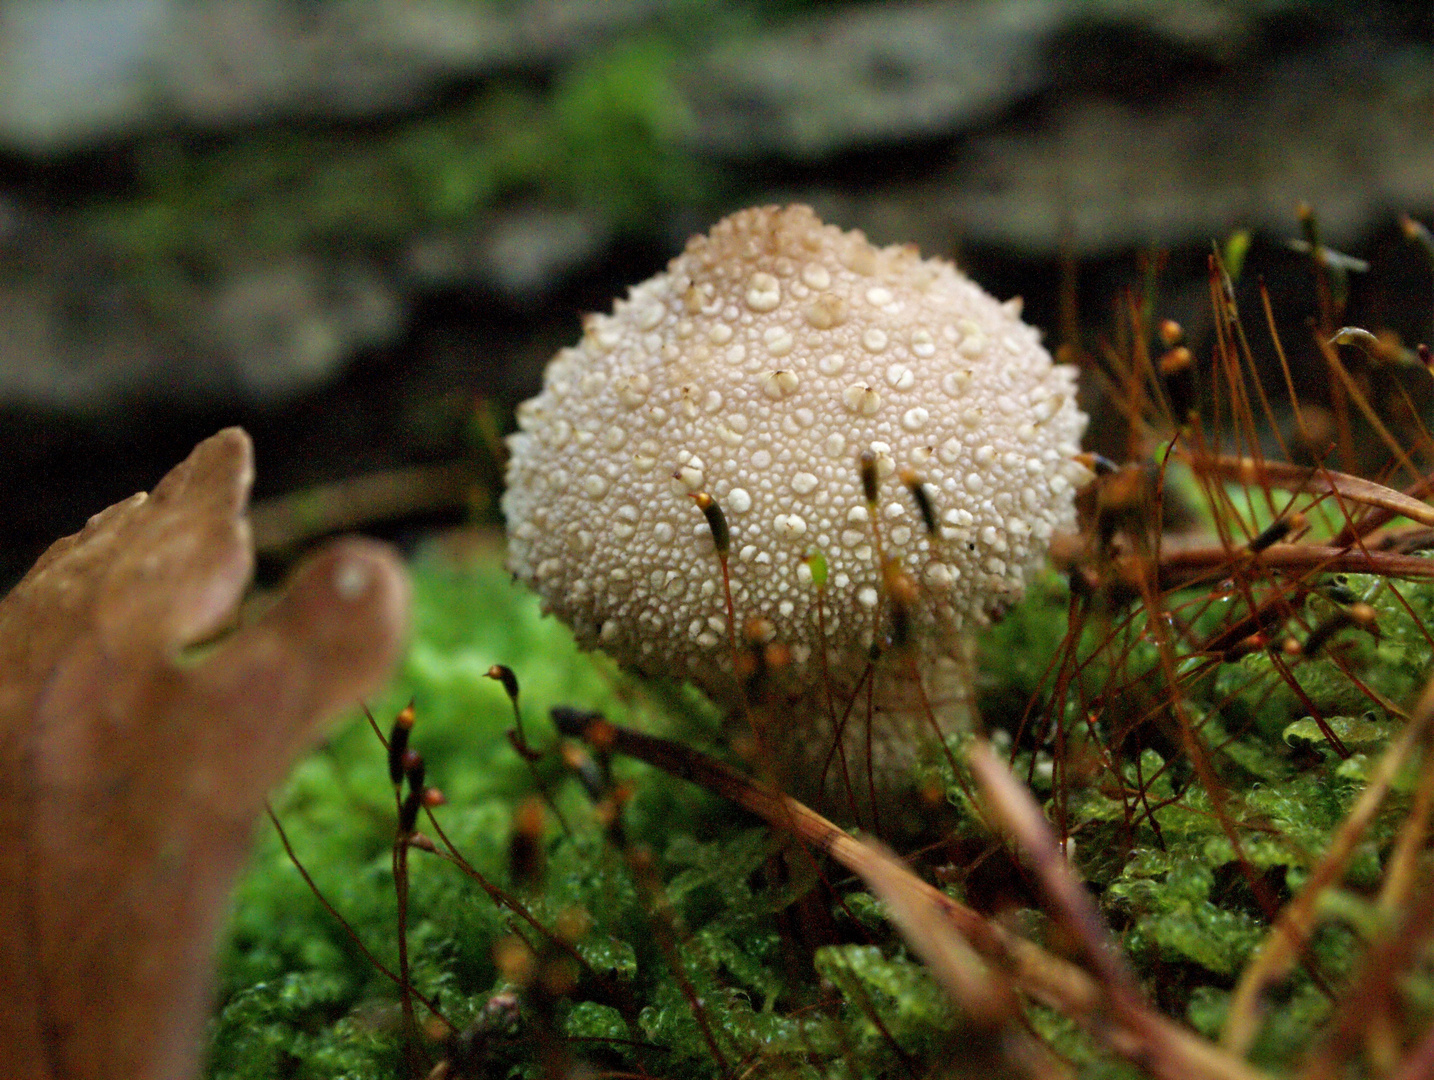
[213,210,1434,1080]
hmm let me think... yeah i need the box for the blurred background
[1,0,1430,587]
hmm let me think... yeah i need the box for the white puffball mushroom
[503,205,1088,811]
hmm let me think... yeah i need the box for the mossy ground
[206,509,1434,1077]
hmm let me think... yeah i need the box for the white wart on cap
[503,205,1088,807]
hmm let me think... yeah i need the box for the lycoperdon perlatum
[504,205,1088,805]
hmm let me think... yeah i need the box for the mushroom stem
[778,628,977,820]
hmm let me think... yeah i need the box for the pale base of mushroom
[740,631,977,824]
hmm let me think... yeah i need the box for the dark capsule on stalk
[1348,602,1377,630]
[1159,346,1196,420]
[1292,622,1342,658]
[485,664,520,704]
[487,664,541,760]
[1248,512,1306,554]
[398,788,423,834]
[387,700,416,787]
[1068,565,1099,600]
[509,796,547,891]
[560,743,609,803]
[1318,576,1359,606]
[1158,346,1193,376]
[740,640,769,704]
[690,492,729,556]
[1222,632,1270,661]
[888,597,911,650]
[549,705,603,739]
[403,748,426,795]
[398,787,443,836]
[398,756,444,834]
[859,450,879,505]
[884,561,919,651]
[899,468,938,534]
[1296,601,1376,658]
[1074,452,1120,477]
[398,756,425,834]
[739,617,777,701]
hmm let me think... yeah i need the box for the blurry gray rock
[0,0,677,152]
[952,41,1434,252]
[0,277,161,413]
[404,209,612,300]
[0,0,1334,155]
[0,219,403,411]
[202,258,403,399]
[683,0,1056,158]
[1,0,1425,418]
[682,0,1329,159]
[800,40,1434,255]
[0,212,160,412]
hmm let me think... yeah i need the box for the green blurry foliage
[549,39,705,221]
[92,38,717,302]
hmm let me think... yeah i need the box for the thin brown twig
[250,461,475,554]
[1140,544,1434,592]
[265,803,450,1026]
[554,712,1274,1080]
[1186,456,1434,530]
[966,742,1140,1001]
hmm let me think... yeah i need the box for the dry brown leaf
[0,428,409,1080]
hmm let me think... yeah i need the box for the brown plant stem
[1140,544,1434,593]
[555,712,1274,1080]
[1185,456,1434,530]
[250,461,475,554]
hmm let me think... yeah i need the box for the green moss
[210,546,820,1077]
[960,548,1434,1060]
[210,535,1434,1077]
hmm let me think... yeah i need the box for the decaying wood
[0,428,409,1080]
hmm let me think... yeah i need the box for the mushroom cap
[503,206,1087,787]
